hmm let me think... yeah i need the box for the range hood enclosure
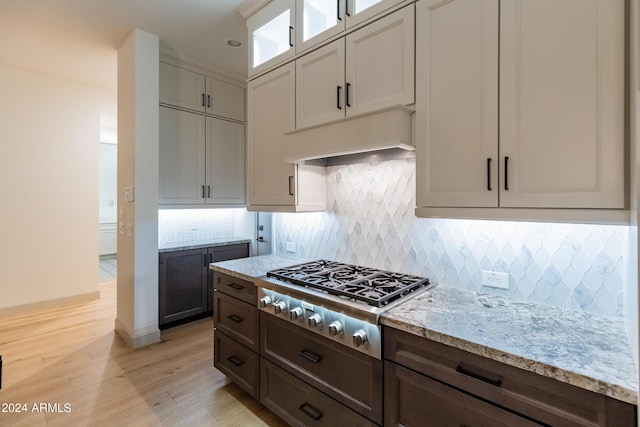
[284,107,414,164]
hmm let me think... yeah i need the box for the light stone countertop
[381,284,638,405]
[158,237,251,253]
[209,254,310,282]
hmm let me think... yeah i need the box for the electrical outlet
[286,242,297,253]
[482,271,509,289]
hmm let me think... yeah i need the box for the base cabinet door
[159,249,208,326]
[260,359,377,427]
[384,362,542,427]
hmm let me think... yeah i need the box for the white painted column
[116,28,160,348]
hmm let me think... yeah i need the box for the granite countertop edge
[209,254,310,282]
[158,238,252,253]
[381,286,638,405]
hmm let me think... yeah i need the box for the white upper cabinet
[346,0,405,27]
[499,0,625,209]
[247,62,326,211]
[297,0,345,53]
[296,39,346,128]
[295,5,414,129]
[159,107,245,206]
[206,118,245,205]
[415,0,626,221]
[248,0,296,77]
[345,4,414,117]
[416,0,499,208]
[160,62,245,121]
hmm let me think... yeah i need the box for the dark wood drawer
[385,361,542,427]
[214,331,259,399]
[213,271,256,305]
[260,359,377,427]
[211,243,249,262]
[261,313,382,424]
[214,291,259,352]
[384,327,636,427]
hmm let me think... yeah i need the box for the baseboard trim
[0,291,100,318]
[115,318,161,349]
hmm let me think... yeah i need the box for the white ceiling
[0,0,249,91]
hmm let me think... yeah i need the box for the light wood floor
[0,281,288,426]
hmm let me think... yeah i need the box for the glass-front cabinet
[248,0,295,77]
[249,0,407,76]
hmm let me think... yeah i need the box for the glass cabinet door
[248,0,296,76]
[346,0,404,27]
[297,0,345,53]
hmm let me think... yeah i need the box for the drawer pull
[456,364,502,387]
[227,314,244,323]
[298,349,323,364]
[299,402,323,421]
[227,283,244,291]
[227,356,244,367]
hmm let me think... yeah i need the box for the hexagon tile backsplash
[274,159,628,317]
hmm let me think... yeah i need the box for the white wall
[0,64,116,310]
[115,28,160,348]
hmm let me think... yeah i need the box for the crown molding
[236,0,271,20]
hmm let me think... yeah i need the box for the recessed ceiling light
[227,39,242,48]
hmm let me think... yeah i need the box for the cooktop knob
[352,329,369,347]
[289,307,303,321]
[259,296,272,308]
[328,321,343,337]
[273,301,287,314]
[308,314,323,329]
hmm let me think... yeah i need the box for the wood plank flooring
[0,281,288,426]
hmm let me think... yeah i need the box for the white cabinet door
[296,0,346,53]
[247,62,297,206]
[159,107,206,205]
[296,39,346,128]
[345,5,414,117]
[206,78,245,122]
[248,0,296,77]
[415,0,499,208]
[206,118,245,205]
[160,62,206,112]
[346,0,405,27]
[499,0,625,209]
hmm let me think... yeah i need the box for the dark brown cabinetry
[213,272,259,398]
[260,313,382,424]
[159,243,248,328]
[384,327,637,427]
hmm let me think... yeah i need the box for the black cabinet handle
[299,403,323,421]
[209,253,213,263]
[487,158,492,191]
[337,0,341,20]
[346,82,351,107]
[227,314,244,323]
[456,364,502,387]
[207,186,211,198]
[288,176,294,196]
[201,93,205,107]
[203,254,208,267]
[227,282,244,291]
[201,185,206,198]
[207,94,211,108]
[345,0,350,16]
[504,156,509,191]
[227,355,244,367]
[298,349,322,364]
[289,26,294,47]
[337,86,342,109]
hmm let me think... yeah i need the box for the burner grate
[267,260,429,307]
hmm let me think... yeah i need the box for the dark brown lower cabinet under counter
[384,327,637,427]
[261,359,377,427]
